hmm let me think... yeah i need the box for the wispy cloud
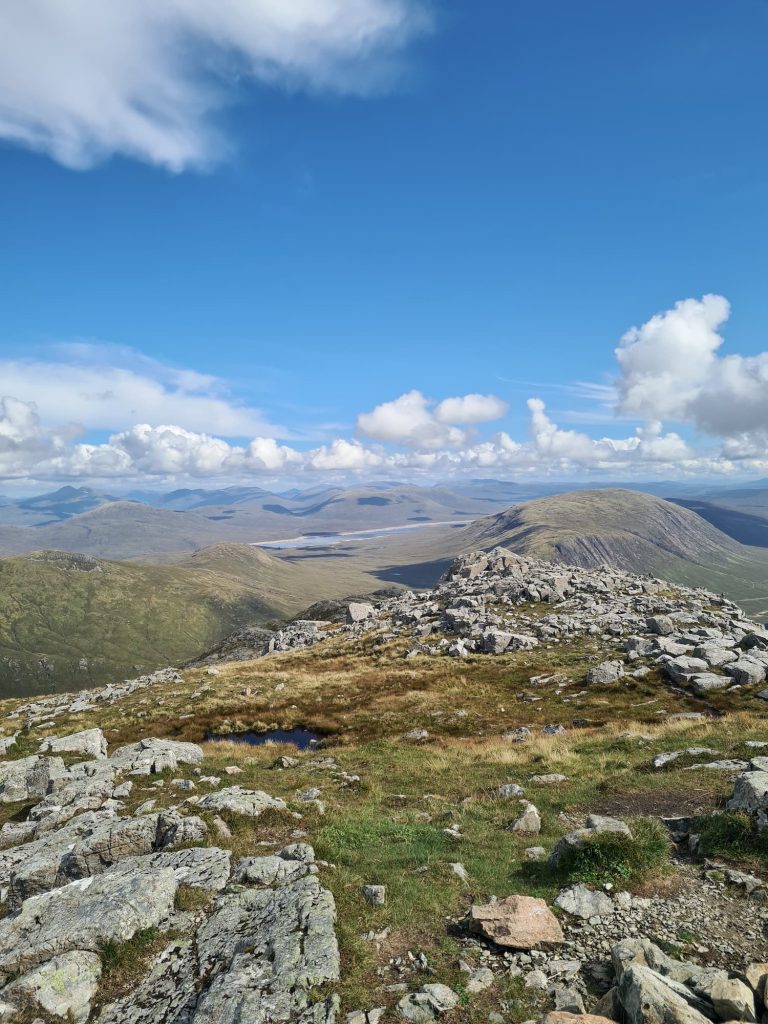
[0,0,430,170]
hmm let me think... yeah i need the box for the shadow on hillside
[671,500,768,547]
[372,558,453,588]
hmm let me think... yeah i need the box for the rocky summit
[0,548,765,1022]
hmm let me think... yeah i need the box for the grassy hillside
[0,545,386,697]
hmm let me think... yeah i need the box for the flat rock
[0,860,178,980]
[555,883,614,919]
[191,786,287,818]
[398,983,459,1021]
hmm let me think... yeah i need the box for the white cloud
[0,0,428,170]
[0,352,282,437]
[614,294,768,460]
[615,294,730,421]
[434,393,508,424]
[357,389,507,449]
[9,297,768,486]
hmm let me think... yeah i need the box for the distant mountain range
[2,484,768,695]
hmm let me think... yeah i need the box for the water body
[209,728,322,750]
[252,519,473,550]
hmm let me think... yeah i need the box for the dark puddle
[209,728,322,751]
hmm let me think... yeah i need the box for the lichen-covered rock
[554,883,614,919]
[108,737,203,775]
[95,940,198,1024]
[0,861,178,980]
[3,950,101,1023]
[194,874,339,1022]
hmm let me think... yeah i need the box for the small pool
[209,728,322,750]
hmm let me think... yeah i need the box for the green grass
[691,811,768,870]
[555,816,672,888]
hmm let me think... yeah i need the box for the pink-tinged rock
[470,895,563,949]
[542,1014,616,1024]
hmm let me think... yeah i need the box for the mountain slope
[334,489,768,619]
[0,544,387,696]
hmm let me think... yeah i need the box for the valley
[2,484,768,694]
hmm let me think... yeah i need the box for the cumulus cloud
[615,294,730,421]
[614,294,768,459]
[9,297,768,485]
[356,389,507,449]
[434,393,508,424]
[0,0,428,170]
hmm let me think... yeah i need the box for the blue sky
[1,0,767,487]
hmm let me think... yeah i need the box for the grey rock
[586,660,625,685]
[39,728,108,759]
[498,783,525,798]
[725,659,766,686]
[619,964,714,1024]
[727,770,768,824]
[554,883,613,919]
[511,801,542,834]
[709,977,756,1022]
[194,874,339,1023]
[397,983,459,1021]
[0,860,178,980]
[191,786,287,818]
[95,939,198,1024]
[0,755,66,803]
[108,737,203,775]
[361,884,386,906]
[347,602,375,624]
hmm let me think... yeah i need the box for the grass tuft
[558,816,672,888]
[691,811,768,869]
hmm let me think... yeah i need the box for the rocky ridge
[0,548,767,1022]
[0,732,339,1022]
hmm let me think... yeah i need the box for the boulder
[0,755,66,803]
[619,964,714,1024]
[727,771,768,825]
[39,728,108,759]
[586,661,625,685]
[691,675,731,694]
[470,895,563,949]
[510,801,542,834]
[745,962,768,998]
[725,659,766,686]
[347,602,375,624]
[710,977,756,1022]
